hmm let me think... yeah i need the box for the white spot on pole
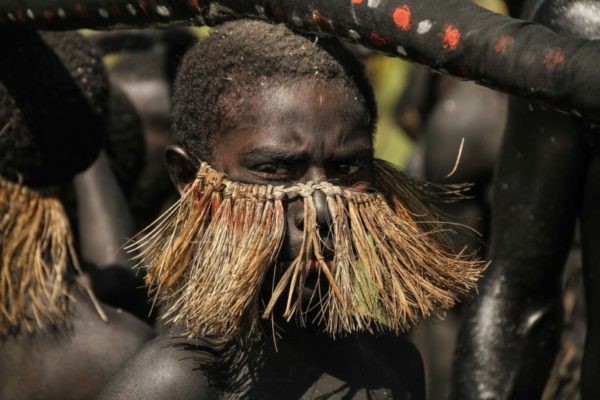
[565,2,600,39]
[26,9,35,19]
[417,20,432,34]
[156,5,170,17]
[98,8,110,18]
[126,4,137,16]
[348,29,361,40]
[255,5,265,15]
[396,45,408,57]
[57,8,66,19]
[291,15,302,27]
[367,0,382,8]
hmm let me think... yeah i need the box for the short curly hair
[172,19,376,163]
[0,31,107,187]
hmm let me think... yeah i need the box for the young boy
[101,20,480,400]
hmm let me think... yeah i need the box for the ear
[165,145,199,194]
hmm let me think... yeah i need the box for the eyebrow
[238,147,310,164]
[328,146,373,161]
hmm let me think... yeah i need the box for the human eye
[251,163,291,180]
[333,159,363,175]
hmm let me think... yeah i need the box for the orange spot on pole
[392,5,412,31]
[352,0,364,4]
[441,24,461,50]
[543,48,565,70]
[494,36,514,54]
[73,4,88,17]
[313,11,334,32]
[369,32,386,47]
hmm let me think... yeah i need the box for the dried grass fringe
[0,177,85,335]
[130,160,484,341]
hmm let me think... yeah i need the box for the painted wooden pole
[0,0,599,122]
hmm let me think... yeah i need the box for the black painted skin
[74,152,152,321]
[451,1,600,399]
[99,81,426,400]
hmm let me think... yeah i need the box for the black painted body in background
[451,1,600,399]
[1,0,600,122]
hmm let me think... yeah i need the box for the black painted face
[211,80,374,263]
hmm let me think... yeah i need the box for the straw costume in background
[0,30,153,400]
[0,30,107,334]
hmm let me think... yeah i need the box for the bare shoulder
[98,334,220,400]
[0,299,155,400]
[70,298,155,356]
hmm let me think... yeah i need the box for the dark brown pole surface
[1,0,599,122]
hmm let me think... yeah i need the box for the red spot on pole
[352,0,364,4]
[43,9,54,19]
[369,32,386,47]
[441,24,461,50]
[73,4,88,18]
[190,0,201,9]
[543,48,565,70]
[313,11,334,32]
[16,9,25,21]
[392,5,412,31]
[139,0,149,13]
[494,36,514,54]
[271,5,285,22]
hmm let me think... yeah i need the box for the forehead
[216,80,373,160]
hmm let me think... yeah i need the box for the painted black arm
[1,0,600,122]
[74,152,151,320]
[451,97,587,399]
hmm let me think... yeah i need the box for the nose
[313,189,331,230]
[293,167,332,240]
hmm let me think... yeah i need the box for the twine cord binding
[129,160,484,341]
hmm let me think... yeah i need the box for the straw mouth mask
[130,159,483,341]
